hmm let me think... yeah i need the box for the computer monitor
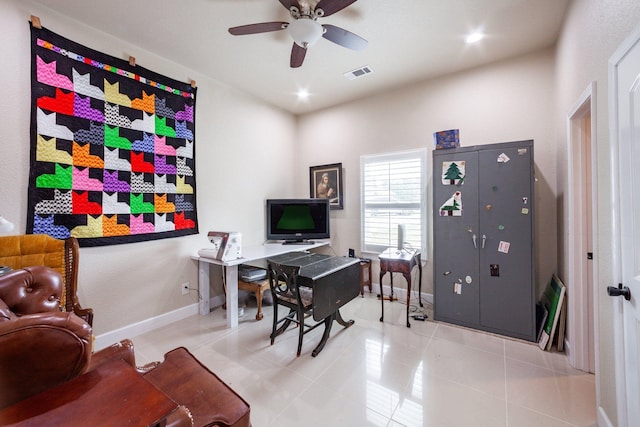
[266,198,330,244]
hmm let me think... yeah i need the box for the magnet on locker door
[441,161,465,185]
[490,264,500,277]
[498,241,511,254]
[439,191,462,216]
[497,153,510,163]
[454,283,462,294]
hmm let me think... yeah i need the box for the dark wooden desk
[266,252,360,356]
[379,248,422,327]
[0,359,178,427]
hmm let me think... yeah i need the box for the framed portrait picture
[310,163,343,210]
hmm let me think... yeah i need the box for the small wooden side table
[379,248,422,327]
[359,259,372,296]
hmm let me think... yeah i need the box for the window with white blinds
[360,149,427,254]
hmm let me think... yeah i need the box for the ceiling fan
[228,0,367,68]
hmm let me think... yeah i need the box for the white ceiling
[32,0,570,115]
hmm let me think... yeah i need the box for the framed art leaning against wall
[310,163,343,210]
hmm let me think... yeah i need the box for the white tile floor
[130,294,596,427]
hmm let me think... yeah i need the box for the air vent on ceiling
[344,66,373,80]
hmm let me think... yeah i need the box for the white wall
[297,48,557,296]
[0,0,298,336]
[554,1,640,425]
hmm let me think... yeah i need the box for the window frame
[360,148,428,256]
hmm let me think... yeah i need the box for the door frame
[608,22,640,427]
[566,82,598,373]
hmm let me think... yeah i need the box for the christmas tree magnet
[439,191,462,216]
[442,161,465,185]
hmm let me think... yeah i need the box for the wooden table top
[0,359,178,427]
[378,248,420,262]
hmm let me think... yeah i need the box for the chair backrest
[0,266,62,318]
[267,262,310,309]
[0,235,92,325]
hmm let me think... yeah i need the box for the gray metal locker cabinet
[433,140,536,341]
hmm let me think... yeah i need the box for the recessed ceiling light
[465,31,484,44]
[296,89,310,99]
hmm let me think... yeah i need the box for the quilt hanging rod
[31,15,42,29]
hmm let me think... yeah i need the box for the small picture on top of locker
[442,160,465,185]
[433,129,460,150]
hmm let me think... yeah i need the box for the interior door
[612,27,640,427]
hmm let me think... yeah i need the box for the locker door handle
[472,234,477,248]
[482,234,487,249]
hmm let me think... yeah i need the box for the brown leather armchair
[0,266,92,408]
[0,266,251,427]
[0,234,93,325]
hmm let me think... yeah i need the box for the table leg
[224,265,239,328]
[390,273,395,299]
[312,313,335,357]
[336,309,355,328]
[198,261,210,315]
[418,261,423,308]
[379,271,385,322]
[311,309,354,357]
[403,272,411,328]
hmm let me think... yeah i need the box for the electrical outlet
[181,282,189,295]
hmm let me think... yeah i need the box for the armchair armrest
[0,310,92,343]
[72,305,94,327]
[0,311,92,408]
[88,339,160,374]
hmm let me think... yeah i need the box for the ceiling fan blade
[278,0,301,11]
[315,0,358,17]
[322,24,367,50]
[228,22,288,36]
[290,43,307,68]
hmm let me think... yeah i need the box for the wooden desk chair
[267,262,324,357]
[0,235,93,326]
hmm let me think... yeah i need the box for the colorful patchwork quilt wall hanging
[28,24,198,246]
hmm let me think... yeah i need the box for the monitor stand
[282,240,314,245]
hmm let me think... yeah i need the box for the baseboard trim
[597,406,614,427]
[94,303,199,351]
[376,282,433,305]
[95,286,431,351]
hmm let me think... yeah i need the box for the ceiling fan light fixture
[288,17,323,48]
